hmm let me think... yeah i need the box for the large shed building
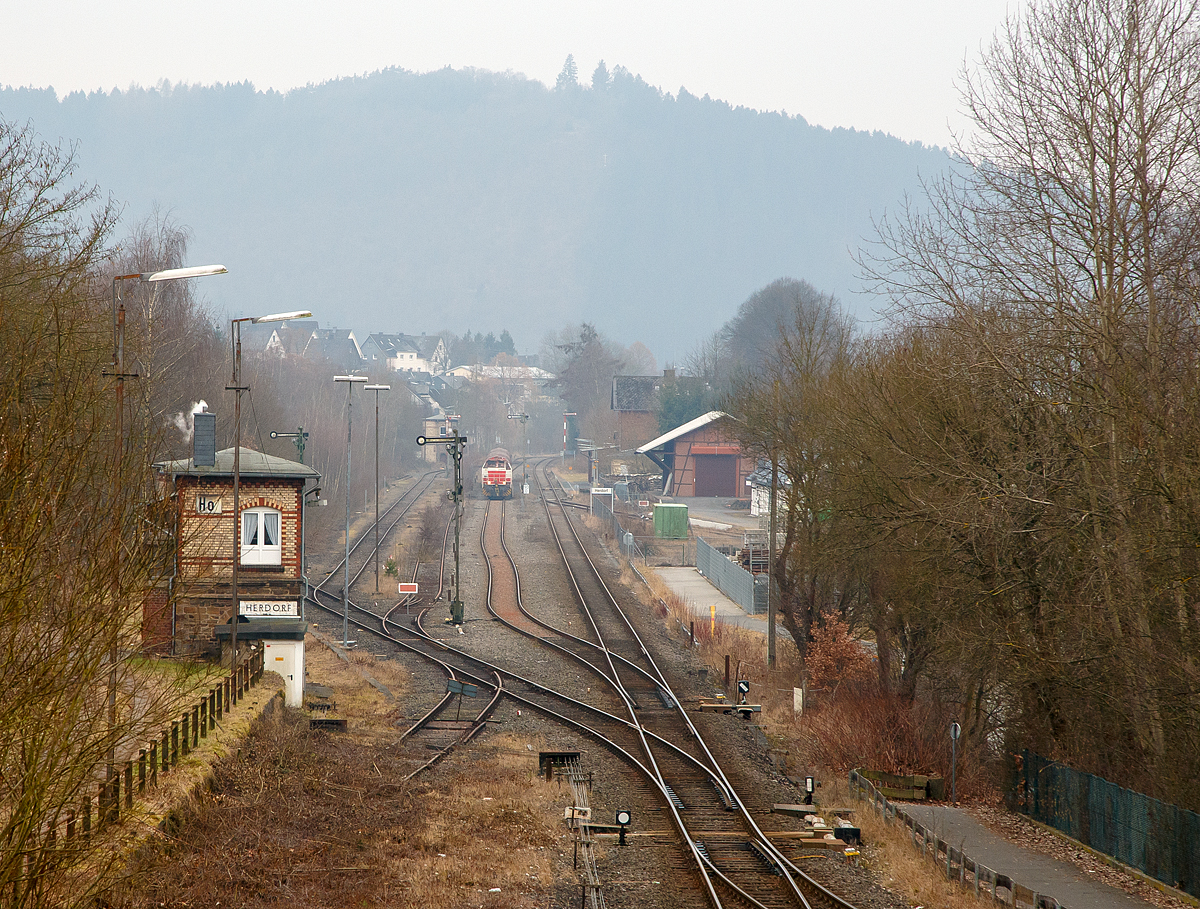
[636,411,753,498]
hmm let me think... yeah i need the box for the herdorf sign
[239,600,300,618]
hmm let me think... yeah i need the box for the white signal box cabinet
[263,639,304,707]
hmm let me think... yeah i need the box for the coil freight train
[482,449,513,499]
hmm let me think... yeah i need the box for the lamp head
[143,265,228,282]
[253,310,311,323]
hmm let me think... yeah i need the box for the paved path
[654,566,791,641]
[903,805,1155,908]
[670,496,761,532]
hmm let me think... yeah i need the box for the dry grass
[851,800,981,909]
[109,638,575,909]
[620,559,1002,907]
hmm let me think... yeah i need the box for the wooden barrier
[850,770,1063,908]
[33,649,267,856]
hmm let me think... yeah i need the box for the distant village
[241,319,770,507]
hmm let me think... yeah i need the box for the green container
[654,504,689,539]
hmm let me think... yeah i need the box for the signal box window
[241,507,282,565]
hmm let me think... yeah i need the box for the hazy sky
[4,0,1019,147]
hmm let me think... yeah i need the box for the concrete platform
[654,566,791,641]
[670,496,761,532]
[904,805,1159,908]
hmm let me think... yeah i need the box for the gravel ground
[310,472,915,908]
[408,486,915,909]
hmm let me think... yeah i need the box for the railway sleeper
[655,686,676,708]
[711,778,736,809]
[663,784,685,810]
[747,838,785,877]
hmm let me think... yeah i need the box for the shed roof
[635,411,731,453]
[154,447,320,481]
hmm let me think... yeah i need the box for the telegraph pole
[507,411,530,499]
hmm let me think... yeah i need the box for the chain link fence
[1017,750,1200,897]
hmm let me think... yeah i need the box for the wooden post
[192,705,199,747]
[161,730,169,772]
[65,810,75,841]
[181,713,190,756]
[171,721,179,767]
[125,761,133,810]
[150,741,158,786]
[690,621,695,644]
[210,689,217,728]
[139,749,147,793]
[724,655,731,692]
[200,699,207,738]
[82,799,91,840]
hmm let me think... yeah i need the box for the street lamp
[364,385,391,592]
[107,263,226,818]
[334,375,369,645]
[228,309,313,672]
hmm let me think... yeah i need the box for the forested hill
[0,66,949,356]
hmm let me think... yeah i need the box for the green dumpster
[654,503,689,539]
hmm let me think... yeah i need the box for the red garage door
[693,455,737,496]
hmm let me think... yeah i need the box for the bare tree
[857,0,1200,799]
[724,291,856,667]
[0,118,198,905]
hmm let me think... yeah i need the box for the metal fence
[1018,750,1200,897]
[695,535,768,614]
[590,495,647,564]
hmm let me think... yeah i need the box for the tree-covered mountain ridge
[0,63,949,357]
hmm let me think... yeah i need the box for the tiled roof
[611,375,661,411]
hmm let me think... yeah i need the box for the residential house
[303,328,366,371]
[362,333,450,375]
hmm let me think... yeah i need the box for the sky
[2,0,1020,148]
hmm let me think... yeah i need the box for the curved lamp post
[228,310,313,672]
[107,263,227,817]
[334,375,368,645]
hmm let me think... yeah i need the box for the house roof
[612,375,662,411]
[154,447,320,481]
[266,322,317,357]
[365,333,444,359]
[635,411,731,453]
[303,328,364,369]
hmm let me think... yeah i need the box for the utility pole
[768,454,778,669]
[365,385,390,593]
[507,411,530,500]
[334,375,368,645]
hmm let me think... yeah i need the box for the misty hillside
[0,65,949,358]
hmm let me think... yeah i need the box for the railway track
[302,459,859,909]
[311,469,440,600]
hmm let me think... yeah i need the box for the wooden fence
[850,769,1064,908]
[85,650,265,837]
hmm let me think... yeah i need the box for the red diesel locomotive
[482,448,513,499]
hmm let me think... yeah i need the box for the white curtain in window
[263,511,279,546]
[243,511,259,545]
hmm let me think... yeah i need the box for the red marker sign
[398,583,419,594]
